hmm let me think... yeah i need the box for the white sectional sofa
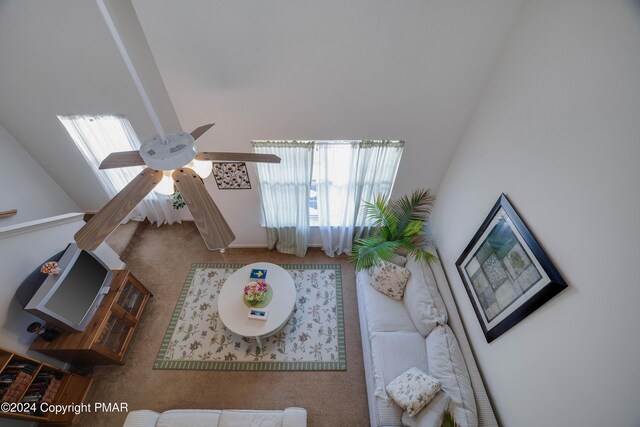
[122,407,307,427]
[357,256,499,427]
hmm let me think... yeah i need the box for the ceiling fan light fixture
[140,131,197,171]
[191,159,213,178]
[154,172,175,195]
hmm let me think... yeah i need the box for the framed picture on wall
[212,162,252,190]
[456,194,567,343]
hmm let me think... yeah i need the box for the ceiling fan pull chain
[95,0,166,142]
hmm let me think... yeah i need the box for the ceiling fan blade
[75,168,163,251]
[190,123,215,141]
[99,150,146,170]
[172,167,235,250]
[195,152,281,163]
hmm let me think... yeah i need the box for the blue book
[250,269,267,279]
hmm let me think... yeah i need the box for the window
[273,140,403,227]
[58,114,144,197]
[252,140,403,256]
[58,114,180,225]
[309,143,358,225]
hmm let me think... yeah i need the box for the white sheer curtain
[252,141,314,257]
[58,114,180,226]
[317,140,404,256]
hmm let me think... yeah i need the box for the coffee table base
[253,308,295,349]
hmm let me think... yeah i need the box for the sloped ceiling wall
[0,0,523,245]
[0,0,180,211]
[131,0,524,244]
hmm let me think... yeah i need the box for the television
[24,243,114,332]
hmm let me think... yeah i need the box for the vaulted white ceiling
[131,0,523,197]
[0,0,523,245]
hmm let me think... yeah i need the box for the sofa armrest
[123,410,160,427]
[282,407,307,427]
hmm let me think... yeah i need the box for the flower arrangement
[243,280,268,306]
[40,261,61,275]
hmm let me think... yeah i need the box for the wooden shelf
[0,347,92,425]
[31,270,152,365]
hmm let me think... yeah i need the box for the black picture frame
[212,162,252,190]
[456,194,567,343]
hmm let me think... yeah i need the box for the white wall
[0,122,79,227]
[0,0,181,213]
[132,0,524,246]
[432,0,640,426]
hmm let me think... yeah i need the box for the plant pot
[244,296,263,307]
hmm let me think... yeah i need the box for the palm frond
[350,188,436,270]
[403,220,424,238]
[362,194,397,234]
[351,237,402,271]
[411,248,439,264]
[391,188,434,238]
[441,411,460,427]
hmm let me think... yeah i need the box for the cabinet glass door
[95,314,132,356]
[116,280,145,319]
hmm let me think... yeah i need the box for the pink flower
[243,280,269,302]
[40,261,60,275]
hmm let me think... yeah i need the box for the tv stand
[30,270,152,365]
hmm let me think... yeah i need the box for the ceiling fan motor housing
[140,131,197,171]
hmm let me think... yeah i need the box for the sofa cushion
[282,407,307,427]
[157,410,221,427]
[389,254,408,267]
[370,261,411,300]
[403,259,448,337]
[426,325,477,427]
[123,410,161,427]
[401,392,452,427]
[386,367,441,417]
[219,409,283,427]
[370,331,428,401]
[358,271,417,334]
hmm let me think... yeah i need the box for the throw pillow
[370,261,411,300]
[386,367,441,417]
[389,254,408,267]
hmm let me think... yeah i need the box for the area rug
[154,263,346,371]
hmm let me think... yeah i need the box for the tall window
[309,143,354,225]
[253,140,404,256]
[58,114,180,225]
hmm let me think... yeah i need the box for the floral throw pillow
[386,367,441,417]
[370,260,411,300]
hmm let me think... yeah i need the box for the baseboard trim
[228,243,324,249]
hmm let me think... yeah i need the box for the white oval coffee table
[218,262,296,348]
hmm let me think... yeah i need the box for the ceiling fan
[75,1,280,252]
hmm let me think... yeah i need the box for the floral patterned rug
[154,263,346,371]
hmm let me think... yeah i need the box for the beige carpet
[76,222,370,427]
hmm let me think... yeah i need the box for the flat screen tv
[25,243,113,331]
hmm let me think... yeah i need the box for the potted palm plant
[350,188,437,271]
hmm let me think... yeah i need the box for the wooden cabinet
[31,270,152,365]
[0,347,92,425]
